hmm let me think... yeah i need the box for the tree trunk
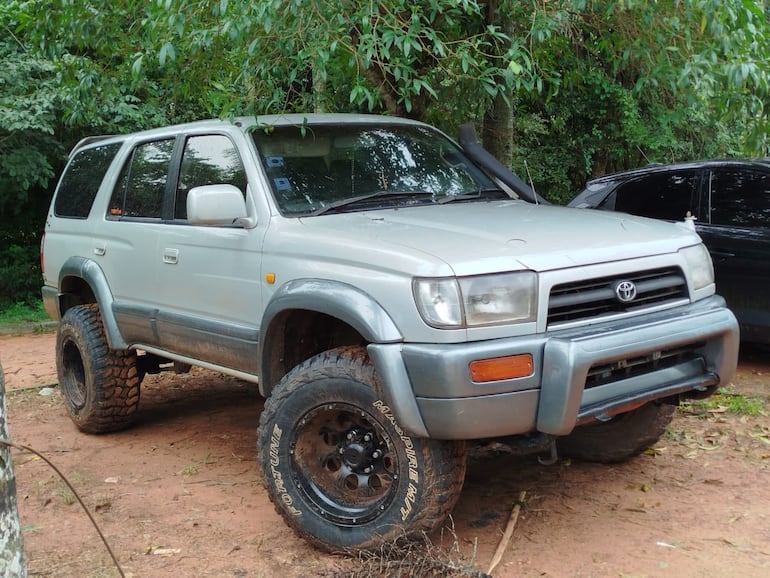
[482,0,514,168]
[0,360,27,577]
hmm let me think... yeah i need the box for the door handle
[162,248,179,264]
[93,242,106,256]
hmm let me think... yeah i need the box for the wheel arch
[258,279,403,398]
[258,281,431,438]
[57,257,127,349]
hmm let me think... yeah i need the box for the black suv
[569,159,770,345]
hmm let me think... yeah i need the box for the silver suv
[41,114,739,551]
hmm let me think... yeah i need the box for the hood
[296,201,702,276]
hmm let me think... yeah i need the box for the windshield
[251,123,501,216]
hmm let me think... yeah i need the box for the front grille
[547,267,687,327]
[584,343,705,390]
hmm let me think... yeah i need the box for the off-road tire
[257,345,467,552]
[56,304,141,433]
[556,402,676,463]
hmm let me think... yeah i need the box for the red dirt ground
[1,330,769,577]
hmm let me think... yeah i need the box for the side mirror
[187,184,254,227]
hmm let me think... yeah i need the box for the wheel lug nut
[338,447,345,454]
[372,450,381,459]
[363,434,372,442]
[363,466,372,474]
[346,432,355,440]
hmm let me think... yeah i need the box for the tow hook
[538,440,559,466]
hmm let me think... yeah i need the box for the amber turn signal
[469,354,534,382]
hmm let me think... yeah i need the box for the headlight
[680,244,714,291]
[414,272,537,328]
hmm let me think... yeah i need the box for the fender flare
[58,257,127,349]
[259,279,430,438]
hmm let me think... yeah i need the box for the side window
[174,134,247,220]
[108,139,175,219]
[54,142,122,218]
[709,168,770,228]
[614,170,700,220]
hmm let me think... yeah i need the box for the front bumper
[369,295,738,440]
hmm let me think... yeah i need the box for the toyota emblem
[615,280,637,303]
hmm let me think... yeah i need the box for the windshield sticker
[274,177,291,191]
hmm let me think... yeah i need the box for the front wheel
[556,402,676,463]
[257,346,466,551]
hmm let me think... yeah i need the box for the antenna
[524,160,538,205]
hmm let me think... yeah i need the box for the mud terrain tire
[257,345,466,552]
[557,402,676,463]
[56,304,141,433]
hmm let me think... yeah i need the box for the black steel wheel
[291,401,398,525]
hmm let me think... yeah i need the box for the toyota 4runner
[41,114,739,551]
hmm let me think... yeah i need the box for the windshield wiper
[436,187,511,204]
[310,190,435,216]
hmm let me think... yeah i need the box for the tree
[0,361,27,578]
[0,36,62,216]
[4,0,770,205]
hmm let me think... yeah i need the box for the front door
[152,133,265,373]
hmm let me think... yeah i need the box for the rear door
[697,166,770,343]
[98,137,177,346]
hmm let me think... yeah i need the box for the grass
[0,301,51,326]
[681,387,767,417]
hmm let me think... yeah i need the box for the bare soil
[1,331,769,578]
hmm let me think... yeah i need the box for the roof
[587,159,770,186]
[68,113,431,156]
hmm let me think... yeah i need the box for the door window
[108,139,175,219]
[613,169,700,220]
[708,168,770,227]
[174,134,247,220]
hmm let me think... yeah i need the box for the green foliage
[505,0,761,201]
[0,301,50,326]
[133,0,510,121]
[0,37,62,216]
[0,242,41,310]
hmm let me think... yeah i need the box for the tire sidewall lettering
[268,423,302,517]
[373,399,420,522]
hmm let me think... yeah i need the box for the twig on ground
[487,490,527,575]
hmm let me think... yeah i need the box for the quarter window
[614,170,700,221]
[108,139,175,219]
[175,135,247,220]
[708,168,770,228]
[54,142,122,218]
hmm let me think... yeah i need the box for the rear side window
[614,170,700,221]
[174,134,247,220]
[54,142,122,218]
[108,139,175,219]
[708,168,770,227]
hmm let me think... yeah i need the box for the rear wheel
[56,304,141,433]
[557,402,676,463]
[257,346,466,551]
